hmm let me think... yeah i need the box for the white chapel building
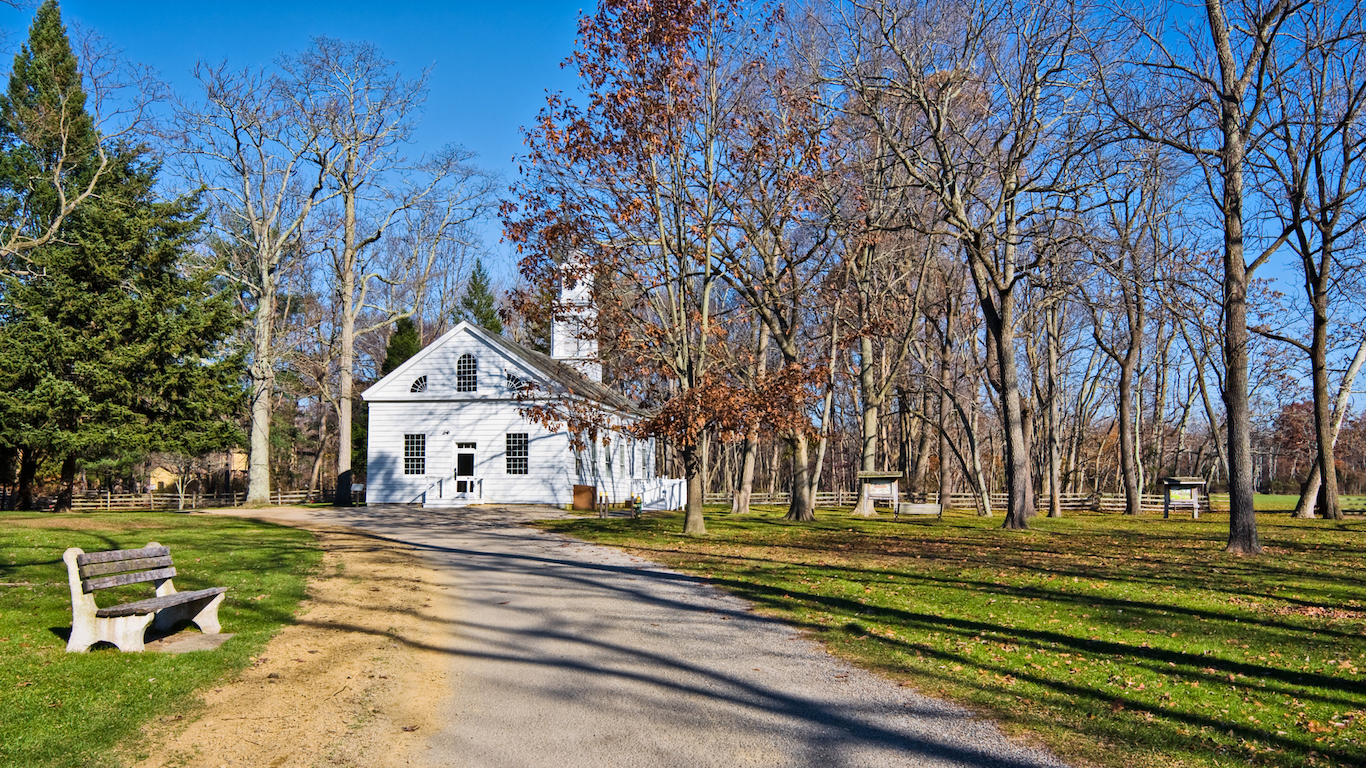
[361,280,682,509]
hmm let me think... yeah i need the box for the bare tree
[283,38,498,506]
[177,62,340,504]
[1099,0,1309,553]
[818,106,937,487]
[835,0,1100,529]
[1251,0,1366,520]
[710,31,844,521]
[1080,145,1181,515]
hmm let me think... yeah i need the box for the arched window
[456,354,477,392]
[505,372,523,391]
[410,375,427,393]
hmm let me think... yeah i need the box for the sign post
[1160,477,1206,519]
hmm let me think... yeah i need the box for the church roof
[476,325,641,415]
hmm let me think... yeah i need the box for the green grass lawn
[0,512,319,768]
[540,507,1366,768]
[1207,494,1300,512]
[1206,494,1366,513]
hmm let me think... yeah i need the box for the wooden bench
[63,542,226,653]
[894,502,943,521]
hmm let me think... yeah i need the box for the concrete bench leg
[67,612,156,653]
[150,592,225,636]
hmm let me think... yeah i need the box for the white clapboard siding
[367,400,556,505]
[363,324,542,403]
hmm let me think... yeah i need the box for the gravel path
[282,504,1072,768]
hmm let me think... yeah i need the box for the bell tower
[549,257,601,382]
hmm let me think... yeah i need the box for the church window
[410,375,427,393]
[506,433,528,475]
[404,434,426,475]
[457,354,477,392]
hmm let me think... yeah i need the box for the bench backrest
[73,545,175,594]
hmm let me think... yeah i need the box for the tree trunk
[1118,354,1141,515]
[732,426,758,514]
[1204,0,1260,554]
[1307,291,1340,519]
[897,387,913,491]
[965,236,1031,528]
[681,443,706,535]
[308,406,331,503]
[335,172,358,508]
[246,279,275,505]
[785,324,839,522]
[734,301,768,515]
[859,334,880,473]
[939,346,954,512]
[993,307,1033,529]
[911,388,932,493]
[1295,335,1366,518]
[1021,401,1036,518]
[1221,260,1259,550]
[1151,326,1172,480]
[1045,307,1062,517]
[53,455,76,513]
[785,432,816,521]
[969,408,992,517]
[15,448,38,511]
[1220,185,1259,552]
[700,430,711,500]
[0,446,11,510]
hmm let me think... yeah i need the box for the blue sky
[0,0,593,283]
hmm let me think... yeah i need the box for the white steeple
[550,255,601,382]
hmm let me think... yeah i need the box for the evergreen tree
[455,258,503,334]
[0,0,100,261]
[381,316,422,375]
[350,391,368,484]
[0,148,244,510]
[351,316,423,484]
[0,2,243,511]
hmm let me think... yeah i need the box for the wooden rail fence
[709,490,1171,514]
[67,489,332,511]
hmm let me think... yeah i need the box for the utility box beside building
[573,484,597,511]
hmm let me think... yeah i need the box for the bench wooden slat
[78,556,174,579]
[82,566,176,594]
[896,502,943,519]
[76,546,169,566]
[96,587,226,618]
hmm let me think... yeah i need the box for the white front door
[453,441,479,498]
